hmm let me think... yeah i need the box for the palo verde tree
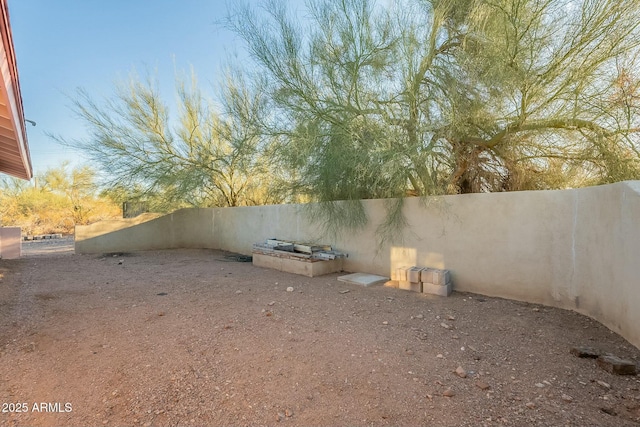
[226,0,640,200]
[435,0,640,192]
[58,70,282,211]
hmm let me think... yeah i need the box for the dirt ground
[0,241,639,427]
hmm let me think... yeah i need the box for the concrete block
[420,268,451,286]
[0,227,22,259]
[432,269,451,286]
[420,268,434,283]
[395,266,410,281]
[252,252,343,277]
[399,280,422,292]
[422,281,453,297]
[407,267,423,283]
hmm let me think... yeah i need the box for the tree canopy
[58,71,286,211]
[0,163,120,235]
[60,0,640,235]
[227,0,640,200]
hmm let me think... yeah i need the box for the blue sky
[8,0,269,176]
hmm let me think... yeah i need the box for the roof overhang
[0,0,31,180]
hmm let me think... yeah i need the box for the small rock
[276,412,285,422]
[570,346,601,358]
[475,380,490,390]
[455,366,467,378]
[447,315,456,321]
[235,290,243,294]
[286,287,294,292]
[561,393,573,403]
[532,307,540,312]
[596,380,611,389]
[440,322,452,330]
[285,409,294,417]
[452,335,460,340]
[436,354,444,359]
[416,314,424,319]
[382,321,389,325]
[525,402,536,409]
[600,407,617,416]
[339,290,350,294]
[535,383,545,388]
[597,355,637,375]
[443,388,455,397]
[405,349,414,355]
[268,301,276,306]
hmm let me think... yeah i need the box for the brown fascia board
[0,0,32,180]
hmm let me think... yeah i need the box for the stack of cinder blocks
[393,266,452,296]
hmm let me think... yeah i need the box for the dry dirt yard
[0,245,639,427]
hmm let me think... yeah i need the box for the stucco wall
[0,227,21,259]
[75,210,215,253]
[75,181,640,349]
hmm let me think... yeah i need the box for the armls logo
[31,402,72,413]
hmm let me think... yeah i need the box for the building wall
[0,226,21,259]
[75,181,640,349]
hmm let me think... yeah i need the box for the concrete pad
[338,273,390,287]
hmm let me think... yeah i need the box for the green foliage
[56,70,285,211]
[228,0,640,192]
[0,164,120,235]
[223,0,640,239]
[46,0,640,243]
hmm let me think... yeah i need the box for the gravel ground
[0,247,639,426]
[19,236,74,258]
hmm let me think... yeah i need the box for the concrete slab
[337,273,390,287]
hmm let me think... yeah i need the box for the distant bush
[0,163,121,235]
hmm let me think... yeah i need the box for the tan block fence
[75,181,640,349]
